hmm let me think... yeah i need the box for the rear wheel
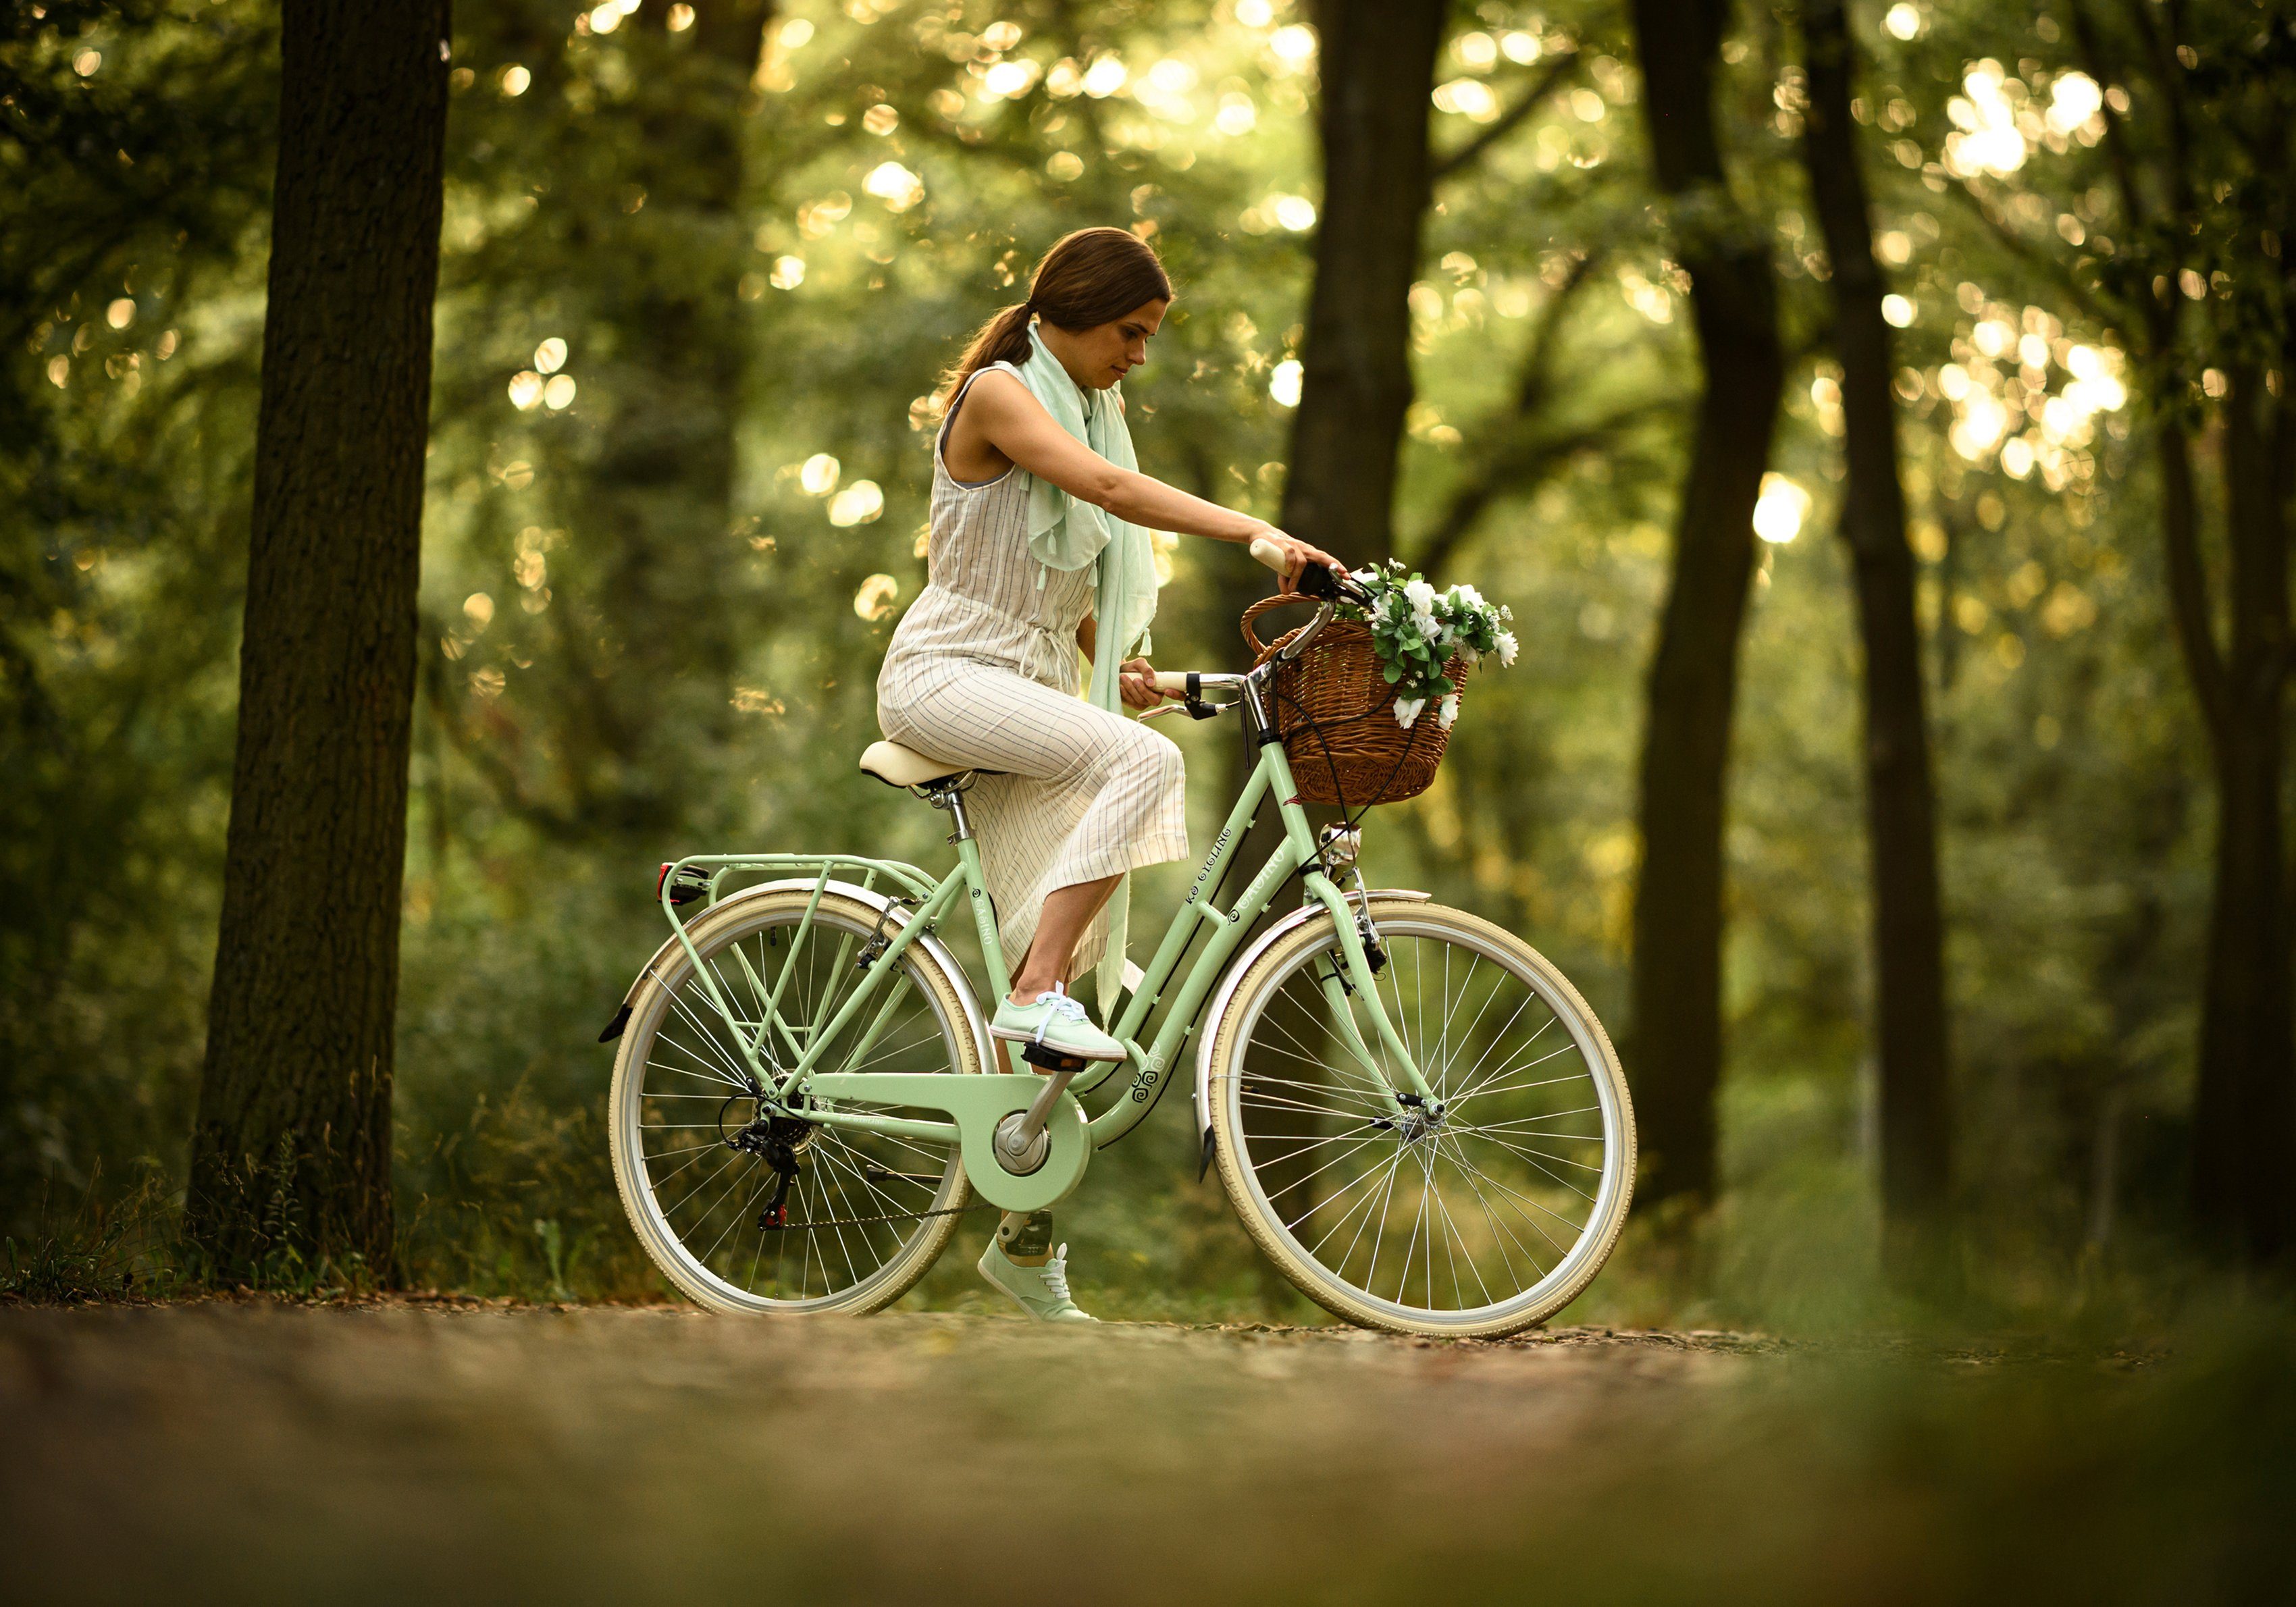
[1205,900,1634,1337]
[608,889,986,1313]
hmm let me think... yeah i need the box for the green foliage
[0,0,273,1232]
[0,1161,184,1302]
[2,0,2282,1320]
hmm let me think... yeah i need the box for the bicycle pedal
[1019,1042,1094,1074]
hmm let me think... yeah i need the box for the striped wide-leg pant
[877,654,1190,976]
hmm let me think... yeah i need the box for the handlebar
[1247,535,1289,572]
[1138,541,1367,711]
[1149,670,1256,696]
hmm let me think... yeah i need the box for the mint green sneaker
[989,982,1124,1064]
[979,1217,1096,1323]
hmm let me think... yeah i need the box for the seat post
[936,785,975,841]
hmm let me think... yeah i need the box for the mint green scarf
[1012,321,1162,1016]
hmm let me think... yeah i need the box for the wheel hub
[726,1108,815,1160]
[1373,1095,1445,1147]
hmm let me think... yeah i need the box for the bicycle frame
[651,727,1432,1191]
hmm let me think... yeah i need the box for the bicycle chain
[764,1197,999,1233]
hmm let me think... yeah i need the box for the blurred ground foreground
[3,1303,2289,1605]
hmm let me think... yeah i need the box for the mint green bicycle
[603,556,1635,1336]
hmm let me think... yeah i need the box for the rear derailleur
[722,1086,813,1231]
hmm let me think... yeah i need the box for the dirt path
[0,1302,2278,1604]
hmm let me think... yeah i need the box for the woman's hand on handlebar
[1253,529,1346,595]
[1118,656,1177,711]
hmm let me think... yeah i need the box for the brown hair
[940,226,1173,400]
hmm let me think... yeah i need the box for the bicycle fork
[1301,871,1437,1119]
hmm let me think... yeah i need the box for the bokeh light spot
[854,573,899,619]
[830,481,885,526]
[1752,474,1810,544]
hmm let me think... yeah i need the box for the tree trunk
[1278,0,1447,567]
[1798,0,1953,1237]
[186,1,451,1280]
[2190,363,2295,1261]
[1221,0,1447,924]
[1624,0,1785,1207]
[1230,1,1443,1300]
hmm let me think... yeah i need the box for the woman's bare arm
[960,370,1277,546]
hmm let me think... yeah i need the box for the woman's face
[1050,297,1168,390]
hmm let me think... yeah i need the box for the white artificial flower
[1403,577,1437,614]
[1495,629,1518,667]
[1450,583,1486,610]
[1393,695,1426,730]
[1438,691,1459,728]
[1411,606,1440,640]
[1352,567,1380,585]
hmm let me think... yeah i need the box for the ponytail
[939,300,1038,403]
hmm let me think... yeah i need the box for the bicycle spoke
[1445,1007,1559,1106]
[1321,1145,1407,1271]
[1442,1142,1586,1242]
[1234,1062,1390,1111]
[661,986,754,1080]
[1266,1129,1396,1215]
[702,1165,777,1267]
[1440,1137,1555,1278]
[1236,1085,1386,1124]
[1457,1128,1609,1173]
[1450,1040,1580,1109]
[1429,1171,1492,1308]
[1461,1102,1604,1130]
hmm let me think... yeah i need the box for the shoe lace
[1032,984,1087,1024]
[1041,1244,1073,1302]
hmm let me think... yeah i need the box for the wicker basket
[1241,593,1470,808]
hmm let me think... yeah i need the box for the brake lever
[1292,560,1369,608]
[1142,695,1225,722]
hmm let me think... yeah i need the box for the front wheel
[1205,900,1635,1338]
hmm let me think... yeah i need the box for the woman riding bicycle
[876,226,1340,1321]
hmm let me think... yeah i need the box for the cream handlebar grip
[1247,535,1292,573]
[1150,671,1191,695]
